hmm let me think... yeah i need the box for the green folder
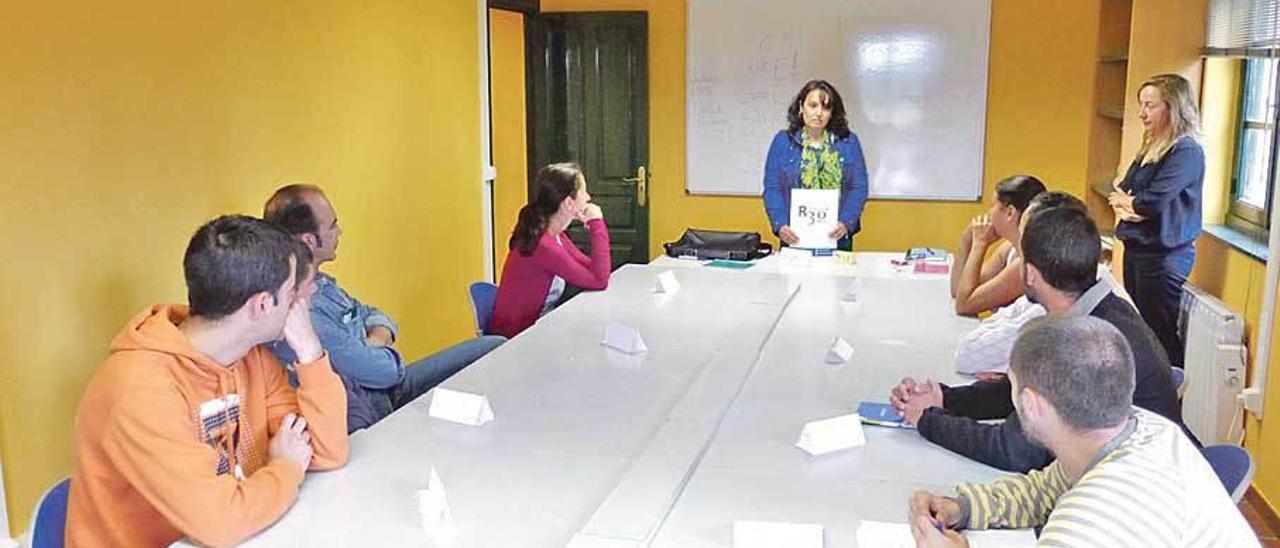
[705,259,755,270]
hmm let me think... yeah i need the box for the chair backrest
[1171,367,1187,398]
[29,477,70,548]
[468,281,499,336]
[1202,444,1254,503]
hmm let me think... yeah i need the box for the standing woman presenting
[762,79,870,250]
[1110,74,1204,368]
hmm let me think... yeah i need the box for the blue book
[858,402,915,429]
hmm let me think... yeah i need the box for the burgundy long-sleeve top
[488,218,611,338]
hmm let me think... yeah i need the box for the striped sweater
[955,408,1257,547]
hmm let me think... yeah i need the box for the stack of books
[906,247,950,274]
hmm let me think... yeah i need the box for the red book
[914,261,950,274]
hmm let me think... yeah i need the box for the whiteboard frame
[683,0,991,202]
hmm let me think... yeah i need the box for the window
[1229,58,1278,232]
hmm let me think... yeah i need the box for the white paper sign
[602,323,648,354]
[653,270,680,294]
[795,413,866,455]
[789,188,839,250]
[732,520,823,548]
[825,337,855,364]
[428,388,494,426]
[856,520,913,548]
[417,467,455,546]
[778,246,813,268]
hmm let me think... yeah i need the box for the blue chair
[29,477,70,548]
[1202,445,1253,503]
[468,281,499,336]
[1171,367,1186,399]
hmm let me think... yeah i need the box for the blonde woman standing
[1109,74,1204,369]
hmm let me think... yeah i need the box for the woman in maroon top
[489,163,611,338]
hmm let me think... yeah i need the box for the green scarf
[799,130,842,190]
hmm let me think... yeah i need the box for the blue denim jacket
[762,129,870,236]
[269,272,404,389]
[268,272,404,432]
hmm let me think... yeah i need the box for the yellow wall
[491,9,529,277]
[1253,287,1280,512]
[1201,58,1241,224]
[540,0,1103,255]
[0,0,485,530]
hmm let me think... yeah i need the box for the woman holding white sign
[762,79,869,251]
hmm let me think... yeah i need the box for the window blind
[1207,0,1280,57]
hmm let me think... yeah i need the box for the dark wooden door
[529,12,649,269]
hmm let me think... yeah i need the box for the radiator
[1179,284,1248,444]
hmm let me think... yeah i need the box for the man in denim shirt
[264,184,505,432]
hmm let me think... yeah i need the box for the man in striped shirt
[908,315,1256,547]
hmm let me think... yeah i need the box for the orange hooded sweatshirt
[66,305,349,547]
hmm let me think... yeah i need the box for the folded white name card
[417,467,455,546]
[732,520,823,548]
[653,270,680,294]
[825,337,854,364]
[795,413,866,455]
[602,322,649,354]
[778,246,813,267]
[428,388,494,426]
[856,520,913,548]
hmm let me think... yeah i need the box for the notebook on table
[858,402,915,429]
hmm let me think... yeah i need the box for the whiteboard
[686,0,991,200]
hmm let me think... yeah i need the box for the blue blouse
[1116,137,1205,250]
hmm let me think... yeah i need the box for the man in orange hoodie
[66,215,350,547]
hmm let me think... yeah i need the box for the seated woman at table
[951,191,1077,376]
[762,79,869,251]
[489,163,611,339]
[949,174,1045,316]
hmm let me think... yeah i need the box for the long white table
[229,253,1004,547]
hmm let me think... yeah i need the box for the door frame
[478,0,496,283]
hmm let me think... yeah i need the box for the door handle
[622,165,647,207]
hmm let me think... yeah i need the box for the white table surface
[214,253,1007,548]
[647,256,1003,547]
